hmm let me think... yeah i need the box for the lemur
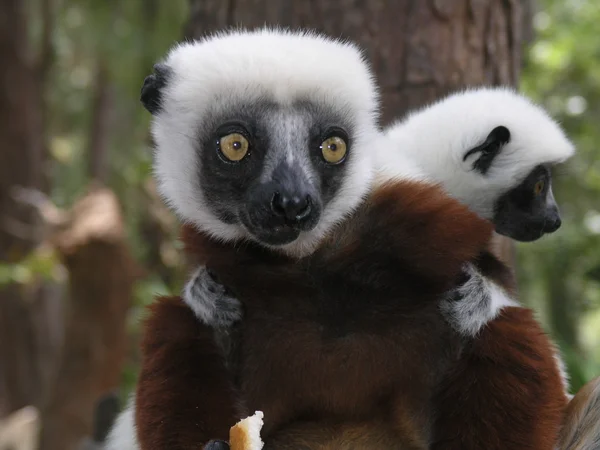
[186,86,575,341]
[105,29,582,450]
[177,87,576,442]
[376,86,574,337]
[174,86,577,450]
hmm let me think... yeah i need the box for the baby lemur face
[197,100,356,246]
[493,164,561,242]
[460,125,564,241]
[384,87,575,243]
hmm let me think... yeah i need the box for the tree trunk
[185,0,532,265]
[0,0,54,418]
[87,63,113,183]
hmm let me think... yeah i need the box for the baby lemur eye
[321,136,347,164]
[534,180,545,195]
[218,133,250,162]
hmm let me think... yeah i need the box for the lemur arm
[134,296,240,450]
[431,306,568,450]
[440,262,517,337]
[184,264,501,340]
[183,266,243,329]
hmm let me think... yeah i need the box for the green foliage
[519,0,600,389]
[0,247,62,286]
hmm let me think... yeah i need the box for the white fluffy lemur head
[382,87,575,242]
[142,28,388,256]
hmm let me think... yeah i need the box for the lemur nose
[271,192,312,224]
[544,215,562,233]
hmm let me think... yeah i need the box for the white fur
[440,264,517,337]
[552,348,572,397]
[152,27,382,257]
[383,87,575,219]
[372,136,430,185]
[183,266,220,325]
[104,396,139,450]
[183,266,242,328]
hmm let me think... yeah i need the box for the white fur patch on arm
[183,266,243,328]
[440,264,517,337]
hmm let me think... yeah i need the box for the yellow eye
[534,180,545,195]
[219,133,249,162]
[321,136,347,164]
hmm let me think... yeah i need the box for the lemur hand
[183,266,243,328]
[204,439,231,450]
[440,263,495,337]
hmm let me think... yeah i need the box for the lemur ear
[141,63,170,115]
[463,126,511,175]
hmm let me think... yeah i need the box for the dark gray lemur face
[198,101,354,246]
[493,164,562,242]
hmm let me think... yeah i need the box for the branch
[10,186,68,228]
[1,217,45,241]
[0,406,40,450]
[1,186,69,242]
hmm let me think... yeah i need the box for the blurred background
[0,0,599,449]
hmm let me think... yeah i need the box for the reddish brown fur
[183,180,494,286]
[135,296,238,449]
[431,306,568,450]
[135,180,567,450]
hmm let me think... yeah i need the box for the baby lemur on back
[187,86,574,341]
[106,29,574,450]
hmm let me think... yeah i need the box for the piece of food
[229,411,264,450]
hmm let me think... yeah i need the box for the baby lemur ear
[141,63,171,115]
[463,126,511,174]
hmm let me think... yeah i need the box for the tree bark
[0,0,53,417]
[185,0,532,265]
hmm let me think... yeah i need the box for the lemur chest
[237,299,458,434]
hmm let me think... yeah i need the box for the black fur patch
[204,440,230,450]
[141,63,171,115]
[493,164,561,241]
[463,126,511,174]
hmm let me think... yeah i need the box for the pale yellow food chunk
[229,411,264,450]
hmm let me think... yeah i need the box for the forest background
[1,0,599,449]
